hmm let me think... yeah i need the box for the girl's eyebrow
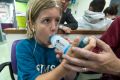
[40,16,61,20]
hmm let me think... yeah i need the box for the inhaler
[50,35,89,54]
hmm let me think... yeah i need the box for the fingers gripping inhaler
[49,35,89,57]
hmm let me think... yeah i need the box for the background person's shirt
[78,10,113,30]
[100,17,120,80]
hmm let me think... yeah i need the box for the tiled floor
[0,42,12,80]
[0,66,12,80]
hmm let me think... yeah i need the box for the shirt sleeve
[60,8,78,30]
[16,40,40,80]
[64,8,78,30]
[100,17,120,51]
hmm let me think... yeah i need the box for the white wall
[69,0,111,20]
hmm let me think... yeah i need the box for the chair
[0,40,20,80]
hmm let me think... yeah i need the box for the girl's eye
[41,18,50,24]
[55,18,60,24]
[56,18,60,23]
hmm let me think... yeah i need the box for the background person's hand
[62,26,72,33]
[63,38,120,75]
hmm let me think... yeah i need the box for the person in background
[77,0,113,31]
[104,4,118,20]
[62,17,120,80]
[59,0,78,33]
[16,0,77,80]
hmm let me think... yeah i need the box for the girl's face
[34,7,61,46]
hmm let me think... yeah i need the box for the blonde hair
[27,0,62,38]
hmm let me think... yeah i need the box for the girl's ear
[28,20,35,27]
[27,20,36,32]
[27,20,32,27]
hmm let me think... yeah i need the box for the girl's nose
[50,20,57,31]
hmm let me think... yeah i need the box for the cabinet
[0,0,17,29]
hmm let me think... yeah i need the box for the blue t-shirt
[16,38,60,80]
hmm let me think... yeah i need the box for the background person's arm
[60,8,78,30]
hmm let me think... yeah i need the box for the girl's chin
[44,41,51,46]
